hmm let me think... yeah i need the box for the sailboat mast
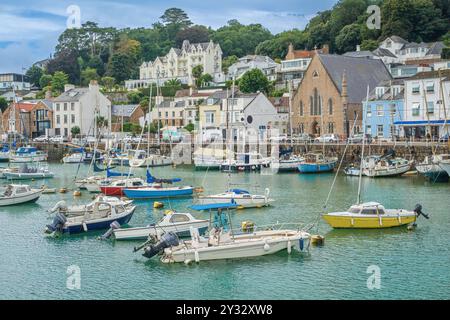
[357,85,370,204]
[146,83,153,171]
[227,74,236,190]
[288,80,293,147]
[438,68,449,140]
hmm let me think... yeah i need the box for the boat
[62,148,86,163]
[45,200,136,234]
[123,185,194,199]
[83,151,104,163]
[438,156,450,178]
[0,166,19,178]
[416,154,450,182]
[270,154,304,172]
[196,188,273,209]
[3,163,54,180]
[220,153,271,172]
[298,153,337,173]
[113,211,209,240]
[363,155,412,177]
[128,149,173,168]
[99,177,149,196]
[322,202,424,228]
[0,145,11,162]
[136,203,311,263]
[48,195,133,217]
[108,152,130,166]
[343,165,362,176]
[0,184,42,206]
[193,148,230,170]
[9,146,48,163]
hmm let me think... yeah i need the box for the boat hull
[0,190,42,206]
[364,162,411,177]
[4,172,54,180]
[416,164,449,182]
[298,161,336,173]
[100,186,142,196]
[196,195,271,208]
[10,155,47,163]
[271,160,303,172]
[123,187,194,199]
[322,214,416,228]
[438,162,450,177]
[114,222,209,240]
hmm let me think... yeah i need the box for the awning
[394,120,450,125]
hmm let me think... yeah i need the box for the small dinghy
[112,211,209,240]
[135,203,311,263]
[62,148,86,163]
[3,163,54,180]
[45,200,136,235]
[49,195,133,217]
[0,184,42,206]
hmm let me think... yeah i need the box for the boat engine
[45,213,67,234]
[414,204,429,219]
[49,200,67,213]
[98,221,121,240]
[142,232,179,259]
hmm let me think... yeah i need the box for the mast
[438,68,449,143]
[227,74,236,190]
[288,80,293,147]
[422,80,432,150]
[146,83,153,171]
[357,85,370,204]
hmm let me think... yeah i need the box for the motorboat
[136,203,311,263]
[113,211,209,240]
[45,201,136,235]
[48,195,134,217]
[220,153,271,172]
[62,148,86,163]
[270,155,305,172]
[363,155,412,177]
[322,202,426,229]
[128,150,173,168]
[298,153,337,173]
[0,184,42,206]
[343,165,362,176]
[193,147,230,170]
[0,145,11,162]
[416,154,450,182]
[83,151,104,163]
[9,146,47,163]
[3,163,54,180]
[0,166,19,178]
[196,188,273,209]
[99,177,149,196]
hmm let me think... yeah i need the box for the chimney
[286,43,295,60]
[356,45,361,52]
[322,44,329,54]
[64,84,75,92]
[341,70,348,104]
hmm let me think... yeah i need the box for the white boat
[438,155,450,177]
[193,148,231,170]
[4,163,54,180]
[0,146,11,162]
[75,175,112,189]
[363,155,412,177]
[9,146,48,163]
[416,154,450,182]
[194,157,223,170]
[113,211,209,240]
[270,155,304,172]
[343,165,361,176]
[0,184,42,206]
[138,203,310,263]
[128,150,173,167]
[0,166,19,178]
[220,153,271,172]
[196,188,273,208]
[62,152,86,163]
[49,195,133,217]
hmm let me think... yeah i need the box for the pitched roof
[53,88,89,102]
[427,41,446,55]
[389,35,408,44]
[343,51,375,58]
[373,47,397,58]
[407,69,450,81]
[111,104,140,117]
[317,54,392,103]
[175,89,212,98]
[268,96,289,108]
[12,102,38,112]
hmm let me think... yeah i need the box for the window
[205,111,215,124]
[299,123,304,133]
[328,98,333,115]
[172,111,175,117]
[366,125,372,135]
[56,104,60,111]
[71,103,75,111]
[427,102,434,114]
[64,115,67,124]
[377,125,384,137]
[165,112,168,117]
[366,107,372,118]
[299,101,304,116]
[188,111,192,117]
[390,103,396,116]
[328,122,334,133]
[376,105,384,116]
[170,214,190,223]
[56,115,60,124]
[412,83,420,94]
[158,112,161,117]
[412,104,420,116]
[426,82,434,93]
[63,103,67,111]
[71,114,75,123]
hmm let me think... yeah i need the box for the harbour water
[0,163,449,299]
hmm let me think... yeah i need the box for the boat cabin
[304,153,324,163]
[1,184,32,197]
[348,202,386,215]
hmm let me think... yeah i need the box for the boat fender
[263,241,270,251]
[45,212,67,234]
[49,200,68,213]
[98,221,121,240]
[142,232,179,259]
[287,240,292,254]
[73,190,81,197]
[153,201,164,209]
[194,250,200,263]
[82,222,88,232]
[299,238,304,251]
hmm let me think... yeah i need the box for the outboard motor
[414,204,429,219]
[49,200,67,213]
[98,221,121,240]
[45,213,67,234]
[142,232,179,259]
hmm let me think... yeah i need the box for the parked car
[49,135,68,143]
[314,134,340,143]
[33,135,49,142]
[439,133,449,142]
[347,134,372,144]
[269,134,288,142]
[292,133,314,143]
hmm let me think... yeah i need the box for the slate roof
[19,99,53,110]
[53,88,89,102]
[343,51,376,58]
[317,54,392,104]
[389,35,408,44]
[111,104,140,117]
[373,47,397,58]
[427,42,446,55]
[368,79,405,101]
[407,69,450,81]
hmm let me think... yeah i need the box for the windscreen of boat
[170,214,190,223]
[361,208,385,215]
[348,207,361,214]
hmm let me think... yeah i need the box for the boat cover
[190,203,238,211]
[146,170,181,184]
[229,188,249,194]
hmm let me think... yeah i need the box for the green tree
[199,74,213,87]
[0,97,8,112]
[160,8,192,27]
[51,71,69,94]
[184,123,195,132]
[127,91,143,104]
[175,25,210,47]
[164,78,182,87]
[26,66,44,88]
[239,69,270,94]
[108,52,136,83]
[222,55,238,74]
[46,50,81,84]
[71,126,81,136]
[335,24,362,53]
[101,76,115,91]
[39,74,53,89]
[256,29,307,59]
[360,39,379,51]
[81,67,100,86]
[192,65,204,87]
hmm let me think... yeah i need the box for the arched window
[300,101,304,116]
[313,88,321,115]
[328,98,333,115]
[310,96,313,115]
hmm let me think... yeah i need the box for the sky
[0,0,338,74]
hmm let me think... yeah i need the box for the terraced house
[292,54,392,138]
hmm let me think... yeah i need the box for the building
[278,44,329,88]
[1,101,53,138]
[151,100,186,128]
[0,73,31,92]
[126,40,224,90]
[52,81,111,137]
[268,95,290,135]
[292,54,392,138]
[397,69,450,139]
[389,64,433,79]
[111,104,144,132]
[227,55,280,81]
[363,79,405,139]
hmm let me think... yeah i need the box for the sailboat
[322,85,427,229]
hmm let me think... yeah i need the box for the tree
[127,91,143,104]
[26,66,44,87]
[175,25,210,46]
[39,74,53,89]
[101,76,115,91]
[51,71,69,94]
[239,69,270,94]
[184,123,194,132]
[160,8,192,28]
[222,55,238,74]
[71,126,81,136]
[360,39,379,51]
[0,97,8,112]
[81,67,100,86]
[108,52,136,83]
[255,29,307,59]
[192,65,204,87]
[164,78,182,87]
[199,74,213,87]
[46,50,81,84]
[335,24,362,53]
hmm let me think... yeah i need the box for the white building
[398,69,450,139]
[52,81,111,137]
[126,40,224,90]
[0,73,31,91]
[227,55,280,81]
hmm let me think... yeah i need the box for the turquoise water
[0,163,449,300]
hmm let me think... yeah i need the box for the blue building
[363,80,404,139]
